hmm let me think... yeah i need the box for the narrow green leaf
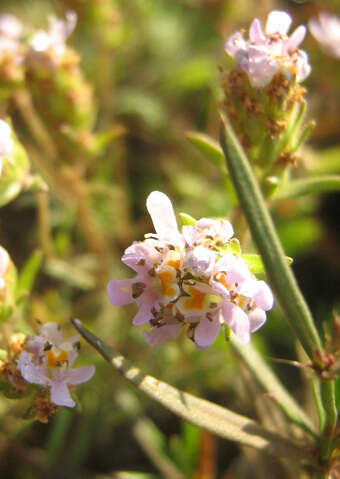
[179,213,196,226]
[220,114,322,358]
[274,176,340,200]
[186,131,227,173]
[16,250,43,297]
[71,320,315,465]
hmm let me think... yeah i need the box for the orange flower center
[46,349,69,368]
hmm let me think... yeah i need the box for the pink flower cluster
[18,322,95,407]
[108,192,273,350]
[225,10,311,88]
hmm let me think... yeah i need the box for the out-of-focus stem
[66,169,110,258]
[12,89,58,161]
[36,192,53,258]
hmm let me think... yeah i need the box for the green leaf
[220,114,322,358]
[186,131,227,173]
[179,213,196,226]
[71,319,315,466]
[16,250,43,298]
[242,254,293,275]
[274,176,340,200]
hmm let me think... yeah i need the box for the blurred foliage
[0,0,339,478]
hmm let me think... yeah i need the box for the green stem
[319,380,337,463]
[220,115,322,359]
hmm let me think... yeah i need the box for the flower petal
[50,380,75,407]
[248,308,266,333]
[253,280,274,311]
[67,365,95,385]
[249,18,266,44]
[221,302,250,344]
[132,294,156,325]
[107,279,135,306]
[194,315,220,350]
[286,25,306,52]
[40,322,64,346]
[144,324,181,347]
[18,351,49,386]
[146,191,179,243]
[266,11,292,36]
[224,31,246,57]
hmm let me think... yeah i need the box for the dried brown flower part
[34,395,59,424]
[7,333,27,357]
[0,358,27,394]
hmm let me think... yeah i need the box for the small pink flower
[309,12,340,58]
[225,10,310,87]
[18,322,95,408]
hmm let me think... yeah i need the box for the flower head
[309,12,340,58]
[225,10,310,87]
[18,322,95,407]
[108,192,274,350]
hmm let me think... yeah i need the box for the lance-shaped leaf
[220,114,322,359]
[273,176,340,200]
[230,336,316,435]
[71,319,315,466]
[186,131,227,173]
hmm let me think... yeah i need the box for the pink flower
[309,12,340,58]
[225,10,310,87]
[18,322,95,408]
[108,191,274,350]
